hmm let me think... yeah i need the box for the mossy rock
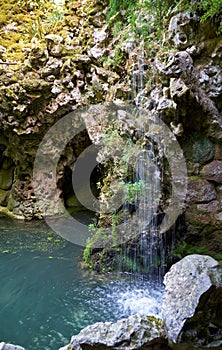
[0,189,10,206]
[0,167,14,190]
[183,133,215,165]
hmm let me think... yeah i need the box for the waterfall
[118,28,171,283]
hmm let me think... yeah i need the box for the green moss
[173,242,222,265]
[0,0,64,63]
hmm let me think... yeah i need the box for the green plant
[198,0,222,22]
[125,180,145,203]
[173,242,222,264]
[197,0,222,34]
[83,242,91,263]
[88,223,96,233]
[107,0,137,22]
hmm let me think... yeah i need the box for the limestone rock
[170,78,190,102]
[0,343,25,350]
[168,12,200,49]
[42,58,63,77]
[162,254,222,347]
[201,160,222,183]
[186,178,217,203]
[28,46,48,67]
[155,51,193,79]
[59,314,164,350]
[197,64,222,99]
[45,34,64,45]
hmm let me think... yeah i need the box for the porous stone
[155,51,193,79]
[168,12,200,49]
[162,254,222,347]
[202,160,222,183]
[186,178,217,203]
[59,314,164,350]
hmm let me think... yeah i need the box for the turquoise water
[0,214,163,350]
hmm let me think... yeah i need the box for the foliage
[173,242,222,265]
[198,0,222,22]
[83,240,92,266]
[107,0,222,47]
[107,0,138,22]
[107,0,180,41]
[125,180,145,203]
[197,0,222,33]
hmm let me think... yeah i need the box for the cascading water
[119,20,171,282]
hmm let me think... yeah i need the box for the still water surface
[0,214,163,350]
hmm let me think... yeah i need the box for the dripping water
[119,19,171,282]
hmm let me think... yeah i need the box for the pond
[0,213,163,350]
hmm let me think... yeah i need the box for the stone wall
[0,1,221,257]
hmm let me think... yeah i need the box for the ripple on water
[0,217,163,350]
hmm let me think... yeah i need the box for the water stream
[0,214,163,350]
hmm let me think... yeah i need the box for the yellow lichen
[0,0,65,63]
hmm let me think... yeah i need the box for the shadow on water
[0,213,163,350]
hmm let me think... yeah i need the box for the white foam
[117,284,163,318]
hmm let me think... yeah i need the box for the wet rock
[157,97,177,115]
[162,254,222,347]
[186,178,217,203]
[59,314,164,350]
[202,160,222,183]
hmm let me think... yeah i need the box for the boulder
[59,314,165,350]
[201,160,222,183]
[0,343,25,350]
[162,254,222,347]
[186,178,217,203]
[183,133,215,165]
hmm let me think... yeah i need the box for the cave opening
[58,129,103,222]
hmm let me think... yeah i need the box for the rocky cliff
[0,0,221,262]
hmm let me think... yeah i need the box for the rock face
[162,254,222,348]
[59,314,165,350]
[0,1,221,261]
